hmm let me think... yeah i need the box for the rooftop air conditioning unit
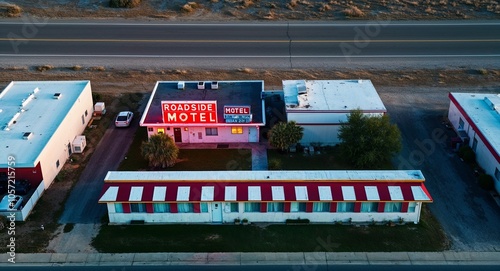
[211,81,218,90]
[198,82,205,90]
[297,83,306,95]
[23,132,33,140]
[53,93,61,99]
[72,135,86,154]
[177,81,185,90]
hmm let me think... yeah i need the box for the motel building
[98,170,433,225]
[448,92,500,194]
[0,81,94,221]
[283,79,387,146]
[140,80,265,143]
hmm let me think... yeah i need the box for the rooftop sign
[224,105,252,123]
[161,101,217,124]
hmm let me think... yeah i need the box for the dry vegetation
[1,0,499,20]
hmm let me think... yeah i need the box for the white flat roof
[104,170,425,182]
[450,93,500,160]
[283,79,386,111]
[0,81,90,167]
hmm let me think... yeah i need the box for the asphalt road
[0,21,499,69]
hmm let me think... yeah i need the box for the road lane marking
[1,54,500,58]
[1,22,500,26]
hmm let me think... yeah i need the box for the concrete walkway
[2,252,500,266]
[177,142,269,170]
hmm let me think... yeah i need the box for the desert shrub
[478,174,494,190]
[37,65,54,72]
[0,2,22,17]
[181,2,199,12]
[343,6,364,17]
[109,0,142,8]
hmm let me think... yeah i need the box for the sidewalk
[1,252,500,266]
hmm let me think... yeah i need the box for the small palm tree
[141,133,179,168]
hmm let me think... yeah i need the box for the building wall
[106,201,423,225]
[448,102,500,193]
[147,126,251,143]
[36,83,94,189]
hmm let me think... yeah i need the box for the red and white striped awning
[98,181,432,203]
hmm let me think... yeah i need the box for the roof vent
[21,93,35,108]
[53,93,61,99]
[177,81,185,90]
[23,132,33,140]
[211,81,218,90]
[198,82,205,90]
[297,83,306,95]
[358,79,363,83]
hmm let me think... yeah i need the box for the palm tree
[141,133,179,168]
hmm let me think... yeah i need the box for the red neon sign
[161,101,218,124]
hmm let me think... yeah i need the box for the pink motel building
[139,81,265,143]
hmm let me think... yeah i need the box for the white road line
[1,54,500,58]
[1,22,500,26]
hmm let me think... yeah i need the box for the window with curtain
[200,203,208,213]
[230,203,239,212]
[244,202,261,212]
[114,203,123,213]
[267,202,284,212]
[153,203,170,213]
[383,202,402,212]
[205,128,218,136]
[231,127,243,134]
[291,202,306,212]
[177,203,194,213]
[360,202,378,212]
[313,202,330,212]
[408,202,417,212]
[336,202,355,212]
[130,203,146,213]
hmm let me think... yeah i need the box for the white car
[115,111,134,127]
[0,195,23,211]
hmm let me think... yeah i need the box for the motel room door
[173,128,182,142]
[249,127,258,142]
[211,202,223,223]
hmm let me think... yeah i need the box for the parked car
[115,111,134,127]
[14,179,31,195]
[0,195,23,211]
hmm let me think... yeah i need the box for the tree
[268,121,304,152]
[338,109,401,169]
[141,133,179,168]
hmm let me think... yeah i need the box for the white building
[283,80,387,145]
[140,81,265,143]
[99,170,432,225]
[0,81,94,220]
[448,92,500,194]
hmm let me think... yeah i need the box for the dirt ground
[1,0,500,20]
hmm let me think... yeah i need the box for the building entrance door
[174,128,182,142]
[211,202,223,223]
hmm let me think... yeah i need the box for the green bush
[478,174,494,190]
[458,145,475,164]
[109,0,142,8]
[268,158,282,170]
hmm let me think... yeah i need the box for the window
[495,168,500,181]
[81,114,85,125]
[85,110,88,117]
[177,203,194,213]
[267,202,284,212]
[360,202,378,212]
[130,203,146,213]
[291,202,306,212]
[153,203,170,213]
[206,128,218,136]
[472,138,478,152]
[157,128,164,134]
[313,202,330,212]
[230,203,239,212]
[231,127,243,134]
[408,202,417,213]
[114,203,123,213]
[56,160,60,168]
[458,118,464,130]
[148,127,153,132]
[384,202,402,212]
[336,202,355,212]
[244,203,261,212]
[200,203,208,213]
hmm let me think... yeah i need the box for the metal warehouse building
[140,80,265,143]
[448,92,500,194]
[283,79,387,146]
[0,81,93,220]
[99,170,432,225]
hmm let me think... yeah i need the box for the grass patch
[93,206,446,253]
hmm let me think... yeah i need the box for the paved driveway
[380,86,500,251]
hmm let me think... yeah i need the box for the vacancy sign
[162,101,218,124]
